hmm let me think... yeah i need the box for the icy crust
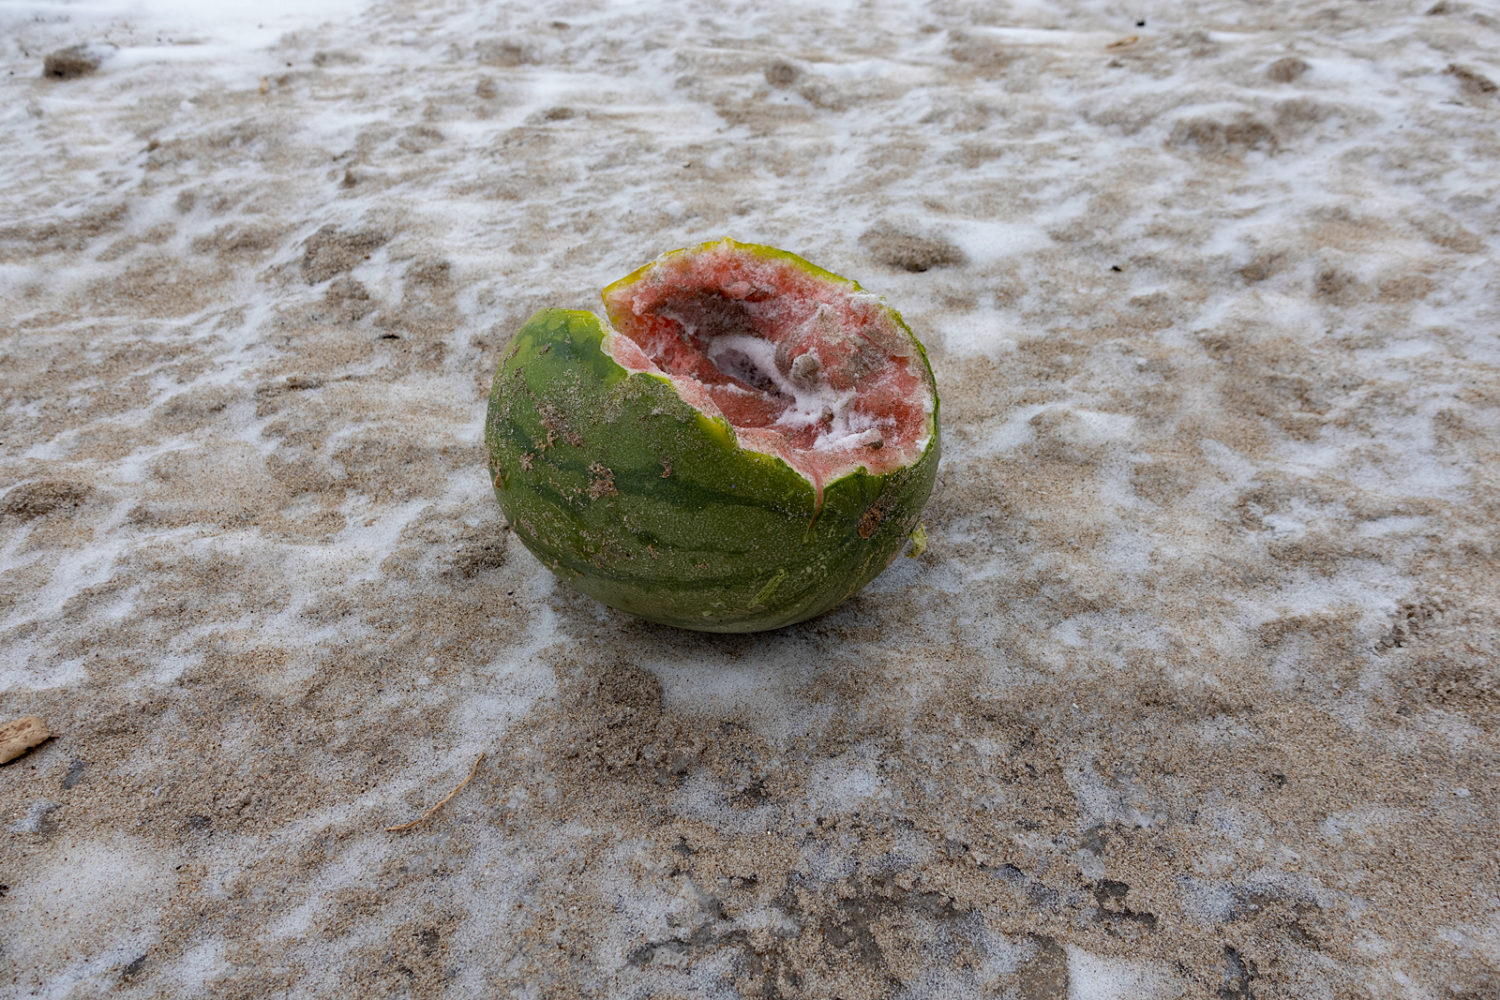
[601,241,935,492]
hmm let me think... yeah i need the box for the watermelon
[484,239,939,632]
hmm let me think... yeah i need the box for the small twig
[385,752,485,832]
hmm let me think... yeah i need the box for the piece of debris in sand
[385,753,485,832]
[0,717,53,765]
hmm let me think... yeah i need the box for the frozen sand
[1,0,1497,997]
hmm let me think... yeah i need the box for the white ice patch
[2,0,370,54]
[1067,946,1184,1000]
[801,750,885,813]
[0,835,174,999]
[945,217,1053,266]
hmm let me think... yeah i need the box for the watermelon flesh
[601,240,934,500]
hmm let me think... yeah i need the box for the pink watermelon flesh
[601,243,934,498]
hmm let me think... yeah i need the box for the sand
[1,0,1497,997]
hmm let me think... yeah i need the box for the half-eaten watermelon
[484,239,940,632]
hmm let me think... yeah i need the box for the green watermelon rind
[485,262,940,633]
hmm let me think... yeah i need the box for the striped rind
[485,294,940,633]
